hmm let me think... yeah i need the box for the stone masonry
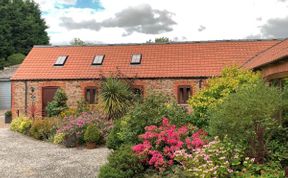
[11,78,204,118]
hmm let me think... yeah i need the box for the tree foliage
[146,37,170,43]
[70,38,86,46]
[188,66,261,127]
[208,81,283,163]
[7,53,25,66]
[0,0,49,68]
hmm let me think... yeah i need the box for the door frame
[42,86,59,117]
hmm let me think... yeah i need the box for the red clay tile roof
[242,39,288,69]
[11,40,280,81]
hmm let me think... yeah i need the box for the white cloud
[34,0,288,45]
[58,0,77,5]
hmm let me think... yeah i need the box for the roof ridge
[241,38,287,68]
[35,38,282,48]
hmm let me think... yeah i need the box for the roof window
[92,55,105,65]
[131,54,142,64]
[54,56,68,66]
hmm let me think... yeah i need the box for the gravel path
[0,128,110,178]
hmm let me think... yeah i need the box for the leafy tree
[146,37,170,43]
[70,38,86,46]
[155,37,170,43]
[0,0,49,68]
[188,66,261,127]
[208,81,283,163]
[46,89,68,117]
[6,53,25,66]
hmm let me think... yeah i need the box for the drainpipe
[24,81,28,115]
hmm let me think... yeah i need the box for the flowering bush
[132,118,207,171]
[107,93,191,150]
[10,116,32,134]
[56,112,112,147]
[174,136,253,177]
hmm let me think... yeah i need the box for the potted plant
[5,111,12,123]
[84,124,101,149]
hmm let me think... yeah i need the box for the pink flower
[145,125,157,131]
[148,150,165,168]
[162,117,170,127]
[132,117,208,171]
[192,137,204,148]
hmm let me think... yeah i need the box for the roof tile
[12,40,279,80]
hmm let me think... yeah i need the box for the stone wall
[11,78,204,118]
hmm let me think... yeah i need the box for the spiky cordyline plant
[100,78,132,120]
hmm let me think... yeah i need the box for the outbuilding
[0,65,19,110]
[10,39,288,118]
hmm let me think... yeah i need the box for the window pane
[91,89,97,104]
[131,54,141,64]
[54,56,67,66]
[92,55,104,65]
[85,87,97,104]
[86,89,91,103]
[178,86,191,104]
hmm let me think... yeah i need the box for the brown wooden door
[42,87,59,116]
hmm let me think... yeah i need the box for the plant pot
[5,115,12,124]
[63,134,77,148]
[86,142,96,149]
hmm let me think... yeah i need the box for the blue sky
[59,0,104,10]
[34,0,288,45]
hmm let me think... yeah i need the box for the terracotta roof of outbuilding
[242,38,288,69]
[11,40,280,81]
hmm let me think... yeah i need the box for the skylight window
[54,56,68,66]
[92,55,105,65]
[131,54,142,64]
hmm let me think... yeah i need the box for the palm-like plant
[100,78,132,120]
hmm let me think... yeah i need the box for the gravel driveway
[0,128,110,178]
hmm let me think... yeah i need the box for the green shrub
[234,161,285,177]
[53,133,65,144]
[100,78,132,120]
[99,145,144,178]
[98,165,126,178]
[29,118,58,140]
[7,53,25,65]
[10,117,32,134]
[208,81,283,163]
[5,110,12,118]
[106,93,190,150]
[60,108,77,118]
[84,125,101,143]
[188,66,261,128]
[46,88,68,117]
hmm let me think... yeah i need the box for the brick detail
[11,79,204,118]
